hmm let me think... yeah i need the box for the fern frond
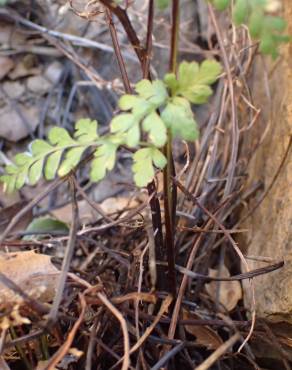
[1,119,100,192]
[0,60,223,190]
[209,0,290,58]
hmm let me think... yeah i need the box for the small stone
[0,104,39,141]
[44,61,63,84]
[26,75,52,95]
[2,81,25,99]
[0,56,14,80]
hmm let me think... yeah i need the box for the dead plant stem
[47,177,79,323]
[162,0,181,297]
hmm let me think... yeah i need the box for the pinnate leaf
[228,0,289,57]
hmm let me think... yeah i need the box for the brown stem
[143,0,154,79]
[162,0,180,297]
[169,0,180,72]
[142,0,166,289]
[104,1,165,289]
[105,9,131,93]
[163,134,176,296]
[99,0,146,66]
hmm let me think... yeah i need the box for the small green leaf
[135,79,168,106]
[23,217,69,240]
[212,0,230,11]
[264,16,287,32]
[132,148,155,187]
[119,95,142,110]
[126,125,140,147]
[75,118,99,143]
[132,100,153,119]
[119,95,152,119]
[48,127,75,146]
[156,0,170,9]
[6,176,17,193]
[90,157,106,182]
[30,140,53,155]
[161,98,199,141]
[142,112,167,147]
[58,147,85,176]
[14,153,32,166]
[15,172,27,190]
[178,61,199,90]
[111,113,137,133]
[273,34,292,43]
[175,61,221,104]
[194,60,222,85]
[259,34,277,57]
[132,147,166,187]
[182,84,213,104]
[248,9,264,38]
[6,165,19,175]
[233,0,249,26]
[134,80,152,98]
[44,151,62,180]
[178,60,221,88]
[151,148,167,169]
[164,73,179,95]
[28,159,44,185]
[90,140,118,182]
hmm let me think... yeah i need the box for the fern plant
[210,0,290,57]
[1,60,221,192]
[158,0,289,57]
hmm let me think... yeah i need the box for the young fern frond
[1,60,222,191]
[1,118,102,192]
